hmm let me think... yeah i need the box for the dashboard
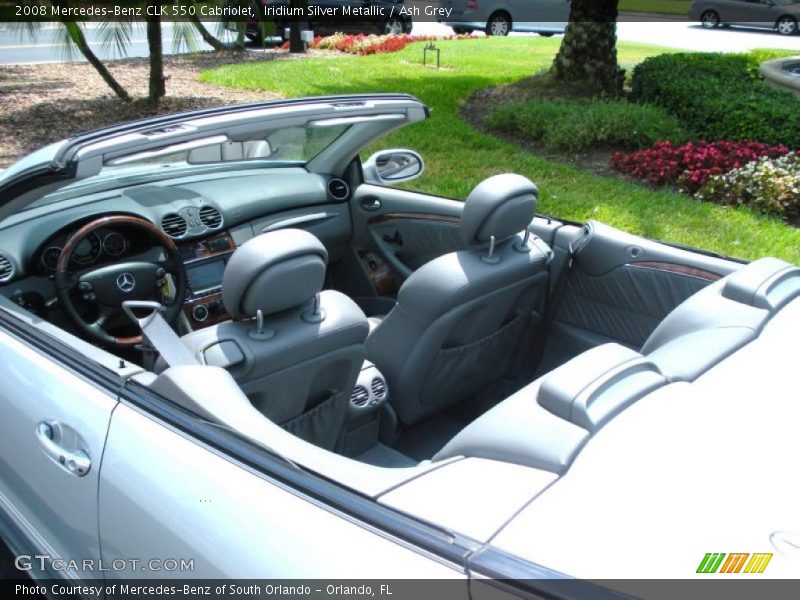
[0,169,354,335]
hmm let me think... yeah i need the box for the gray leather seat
[179,229,369,450]
[366,174,552,426]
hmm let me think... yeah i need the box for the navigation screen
[186,259,226,292]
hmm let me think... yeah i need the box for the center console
[338,361,390,457]
[178,231,235,329]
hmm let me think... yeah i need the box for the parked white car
[0,95,798,589]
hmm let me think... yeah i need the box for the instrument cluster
[38,228,132,273]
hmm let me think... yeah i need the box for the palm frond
[170,17,200,54]
[96,17,137,59]
[53,19,80,63]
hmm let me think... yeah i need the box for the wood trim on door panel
[368,213,461,225]
[629,261,723,282]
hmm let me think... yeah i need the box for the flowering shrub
[280,33,464,56]
[696,153,800,217]
[610,140,790,193]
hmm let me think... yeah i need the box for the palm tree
[551,0,624,96]
[10,0,233,103]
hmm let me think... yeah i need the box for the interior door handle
[361,198,382,211]
[37,421,91,477]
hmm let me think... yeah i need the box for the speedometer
[71,232,102,265]
[40,246,63,271]
[102,231,127,257]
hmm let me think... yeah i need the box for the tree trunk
[50,1,131,102]
[289,0,306,54]
[189,14,226,51]
[551,0,624,96]
[147,1,166,101]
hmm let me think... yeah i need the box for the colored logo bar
[696,553,773,574]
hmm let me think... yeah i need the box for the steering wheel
[54,215,187,348]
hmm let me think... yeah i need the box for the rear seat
[433,343,666,473]
[641,257,800,381]
[433,257,800,473]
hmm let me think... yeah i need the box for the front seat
[178,229,369,450]
[366,174,552,426]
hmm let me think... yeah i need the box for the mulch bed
[0,49,328,168]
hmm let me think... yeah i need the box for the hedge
[630,51,800,149]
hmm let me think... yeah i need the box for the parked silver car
[689,0,800,35]
[440,0,570,36]
[0,95,799,586]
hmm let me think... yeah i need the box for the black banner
[0,1,691,24]
[4,579,800,600]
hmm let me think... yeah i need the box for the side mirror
[363,149,424,186]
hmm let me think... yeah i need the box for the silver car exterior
[440,0,570,35]
[689,0,800,34]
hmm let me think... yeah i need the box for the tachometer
[40,246,63,271]
[102,231,127,257]
[71,232,102,265]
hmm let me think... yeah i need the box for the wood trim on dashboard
[629,261,723,282]
[367,212,461,225]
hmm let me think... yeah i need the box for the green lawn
[618,0,691,16]
[200,38,800,263]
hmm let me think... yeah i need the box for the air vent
[199,205,223,229]
[161,213,188,238]
[328,178,350,201]
[350,385,369,407]
[0,254,13,283]
[371,377,387,400]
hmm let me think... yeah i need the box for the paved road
[0,18,797,65]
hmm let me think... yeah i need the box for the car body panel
[378,458,557,541]
[689,0,800,31]
[0,326,118,579]
[441,0,570,33]
[493,299,800,581]
[99,403,467,579]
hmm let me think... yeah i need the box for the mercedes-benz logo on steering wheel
[116,272,136,293]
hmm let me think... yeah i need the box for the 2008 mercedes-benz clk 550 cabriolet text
[0,95,798,591]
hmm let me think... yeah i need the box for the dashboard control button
[192,304,209,322]
[78,281,92,291]
[82,293,96,302]
[155,267,166,277]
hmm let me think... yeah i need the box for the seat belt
[528,244,575,375]
[122,301,199,368]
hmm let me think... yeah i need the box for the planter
[760,56,800,97]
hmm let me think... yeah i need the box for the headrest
[222,229,328,320]
[461,173,538,246]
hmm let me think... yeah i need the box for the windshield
[24,123,350,211]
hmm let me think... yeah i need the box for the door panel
[532,220,743,374]
[0,327,117,576]
[350,184,465,286]
[99,403,468,580]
